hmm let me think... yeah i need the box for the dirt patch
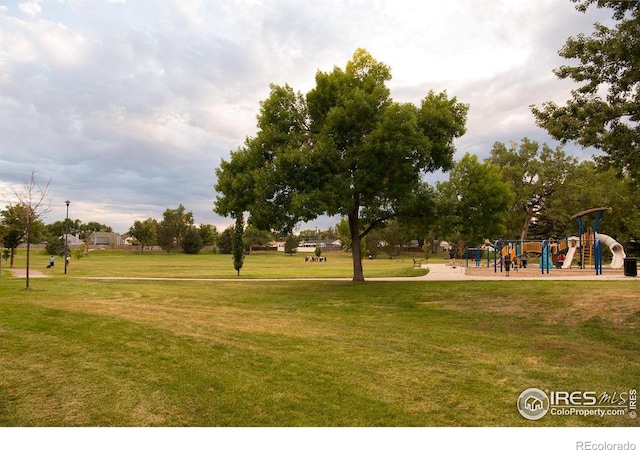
[8,269,50,278]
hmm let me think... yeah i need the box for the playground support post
[594,235,603,275]
[541,240,550,274]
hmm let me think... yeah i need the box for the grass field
[21,249,428,279]
[0,250,638,426]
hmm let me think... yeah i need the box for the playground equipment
[599,233,626,268]
[562,237,579,269]
[466,207,626,275]
[560,232,626,269]
[570,207,626,275]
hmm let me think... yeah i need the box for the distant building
[88,231,122,246]
[60,234,83,246]
[276,239,342,252]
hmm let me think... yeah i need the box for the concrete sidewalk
[422,263,638,281]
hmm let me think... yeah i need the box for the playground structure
[561,232,626,270]
[465,207,626,275]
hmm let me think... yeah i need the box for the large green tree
[128,218,158,253]
[436,153,514,247]
[1,205,34,268]
[46,219,111,242]
[157,205,194,253]
[198,224,219,247]
[217,226,233,254]
[541,161,640,241]
[79,221,112,238]
[181,227,204,254]
[243,225,272,253]
[215,49,468,281]
[531,0,640,183]
[378,220,412,259]
[486,138,578,241]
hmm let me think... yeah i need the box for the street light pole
[64,200,70,274]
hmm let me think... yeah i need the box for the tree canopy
[157,204,194,253]
[1,204,46,268]
[128,218,158,253]
[215,49,468,280]
[435,153,513,247]
[486,139,578,241]
[531,0,640,183]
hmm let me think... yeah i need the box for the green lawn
[25,249,427,279]
[0,251,638,426]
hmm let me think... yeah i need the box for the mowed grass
[30,249,428,279]
[0,251,638,426]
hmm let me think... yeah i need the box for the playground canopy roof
[571,207,611,220]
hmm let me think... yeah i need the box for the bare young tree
[13,171,51,289]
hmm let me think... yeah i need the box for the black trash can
[623,257,637,277]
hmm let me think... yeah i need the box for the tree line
[214,1,640,280]
[0,199,258,268]
[353,139,640,259]
[1,202,114,269]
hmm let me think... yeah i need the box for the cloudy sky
[0,0,611,233]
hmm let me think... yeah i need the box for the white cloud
[0,0,615,232]
[18,2,41,17]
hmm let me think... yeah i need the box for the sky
[0,0,612,233]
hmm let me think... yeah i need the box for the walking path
[7,269,50,278]
[5,264,637,281]
[423,263,637,281]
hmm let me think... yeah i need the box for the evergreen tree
[181,227,204,254]
[232,215,244,275]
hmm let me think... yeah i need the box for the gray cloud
[0,0,613,232]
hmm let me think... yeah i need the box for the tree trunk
[348,210,365,282]
[520,209,534,242]
[25,240,31,290]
